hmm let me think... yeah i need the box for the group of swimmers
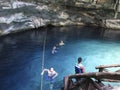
[51,40,65,54]
[41,57,85,89]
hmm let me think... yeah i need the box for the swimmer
[51,44,59,54]
[59,40,65,46]
[41,67,58,90]
[41,68,58,80]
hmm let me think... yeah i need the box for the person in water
[75,57,85,74]
[59,40,65,46]
[41,67,58,90]
[41,67,58,83]
[51,44,59,54]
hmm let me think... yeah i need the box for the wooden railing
[63,64,120,90]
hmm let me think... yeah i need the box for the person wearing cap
[41,67,58,82]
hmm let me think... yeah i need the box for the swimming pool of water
[0,26,120,90]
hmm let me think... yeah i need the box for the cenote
[0,26,120,90]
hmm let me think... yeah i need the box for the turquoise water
[0,26,120,90]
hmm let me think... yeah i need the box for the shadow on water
[0,26,120,90]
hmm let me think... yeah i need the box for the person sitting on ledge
[75,57,85,74]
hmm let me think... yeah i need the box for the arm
[41,69,49,75]
[52,72,58,79]
[79,63,85,73]
[80,66,85,73]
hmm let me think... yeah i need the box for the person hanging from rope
[41,67,58,83]
[41,67,58,90]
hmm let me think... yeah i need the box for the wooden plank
[101,79,120,82]
[68,72,120,81]
[96,64,120,69]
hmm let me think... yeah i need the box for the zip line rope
[40,29,47,90]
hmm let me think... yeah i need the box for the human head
[50,67,54,71]
[61,40,63,42]
[78,57,82,63]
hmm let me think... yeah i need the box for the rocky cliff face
[0,0,120,36]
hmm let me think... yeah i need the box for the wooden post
[64,76,69,90]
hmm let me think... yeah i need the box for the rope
[40,28,47,90]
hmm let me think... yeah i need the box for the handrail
[63,72,120,90]
[96,64,120,69]
[68,72,120,80]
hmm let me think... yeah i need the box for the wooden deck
[62,64,120,90]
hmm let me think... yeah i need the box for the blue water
[0,26,120,90]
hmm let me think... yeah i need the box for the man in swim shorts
[41,67,58,83]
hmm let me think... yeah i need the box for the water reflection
[0,26,120,90]
[103,29,120,41]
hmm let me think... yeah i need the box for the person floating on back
[75,57,85,74]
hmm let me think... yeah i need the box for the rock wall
[103,19,120,29]
[0,0,120,36]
